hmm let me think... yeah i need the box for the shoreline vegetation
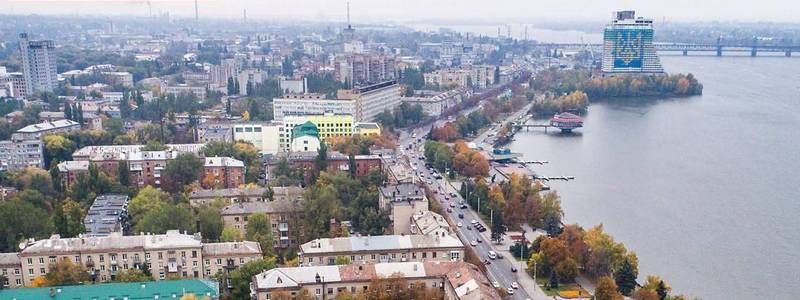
[424,77,696,299]
[531,68,703,117]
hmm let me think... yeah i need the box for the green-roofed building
[290,121,322,152]
[0,279,219,300]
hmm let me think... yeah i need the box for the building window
[38,258,44,264]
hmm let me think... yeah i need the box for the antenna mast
[347,1,351,29]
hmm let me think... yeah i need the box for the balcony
[278,223,289,232]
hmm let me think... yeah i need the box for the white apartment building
[272,94,356,121]
[337,80,402,122]
[232,122,285,155]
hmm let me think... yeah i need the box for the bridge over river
[533,40,800,57]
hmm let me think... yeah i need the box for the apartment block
[0,253,23,288]
[221,199,304,249]
[202,157,246,189]
[15,231,261,286]
[19,33,58,96]
[337,80,402,122]
[252,261,501,300]
[68,144,205,188]
[188,186,303,207]
[272,94,356,121]
[299,234,464,267]
[265,151,382,184]
[0,120,81,171]
[379,183,429,235]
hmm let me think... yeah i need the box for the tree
[539,192,563,236]
[595,276,623,300]
[161,153,203,194]
[228,257,277,300]
[227,77,236,95]
[302,183,340,240]
[117,161,130,186]
[128,186,171,223]
[63,200,84,237]
[52,202,69,237]
[221,226,243,242]
[43,134,76,168]
[133,203,196,234]
[245,213,274,256]
[197,206,224,242]
[554,257,578,283]
[335,256,351,265]
[115,268,151,282]
[548,269,559,289]
[615,256,639,296]
[0,200,53,252]
[44,258,91,286]
[315,142,328,174]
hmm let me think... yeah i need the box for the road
[395,99,549,300]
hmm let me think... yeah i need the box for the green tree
[52,202,69,237]
[63,200,85,237]
[615,256,638,296]
[0,200,53,252]
[221,226,243,242]
[197,206,223,242]
[117,161,130,186]
[128,186,171,225]
[161,153,203,194]
[302,183,340,240]
[133,203,196,234]
[245,213,274,256]
[115,268,151,282]
[228,257,277,300]
[335,256,351,265]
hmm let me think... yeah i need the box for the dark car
[511,266,518,272]
[458,213,464,219]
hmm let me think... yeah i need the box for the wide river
[509,56,800,299]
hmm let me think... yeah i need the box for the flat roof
[301,234,462,255]
[0,279,218,299]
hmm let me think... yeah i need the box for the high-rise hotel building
[601,11,664,75]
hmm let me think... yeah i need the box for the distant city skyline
[2,0,799,23]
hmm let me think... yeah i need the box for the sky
[2,0,799,23]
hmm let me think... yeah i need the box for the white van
[488,251,497,260]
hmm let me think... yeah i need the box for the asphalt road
[396,105,537,300]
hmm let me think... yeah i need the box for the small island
[531,68,703,117]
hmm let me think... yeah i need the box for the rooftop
[202,241,261,257]
[189,186,303,199]
[84,194,129,237]
[57,160,90,172]
[20,230,201,255]
[0,252,20,267]
[220,199,304,216]
[300,234,463,255]
[379,183,425,200]
[0,279,219,300]
[204,156,245,168]
[253,261,500,300]
[16,119,79,133]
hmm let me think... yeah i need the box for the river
[508,56,800,299]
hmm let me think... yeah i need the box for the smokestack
[194,0,198,21]
[243,8,247,24]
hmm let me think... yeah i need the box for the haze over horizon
[2,0,799,24]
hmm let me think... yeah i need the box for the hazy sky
[2,0,798,23]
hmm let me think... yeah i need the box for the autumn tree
[44,258,91,286]
[115,268,151,282]
[221,226,243,242]
[595,276,623,300]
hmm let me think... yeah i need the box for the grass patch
[535,277,591,298]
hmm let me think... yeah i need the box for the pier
[513,112,584,133]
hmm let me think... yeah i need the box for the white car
[507,287,514,295]
[457,222,463,227]
[492,281,500,288]
[511,282,519,289]
[470,240,477,246]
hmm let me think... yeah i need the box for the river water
[509,56,800,299]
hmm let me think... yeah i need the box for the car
[449,202,456,208]
[511,266,518,272]
[466,225,472,230]
[488,251,497,259]
[477,238,483,243]
[470,219,478,225]
[511,282,519,289]
[446,207,452,213]
[470,240,477,246]
[457,222,462,227]
[496,253,504,259]
[458,213,464,219]
[492,281,500,289]
[507,287,514,295]
[460,204,468,209]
